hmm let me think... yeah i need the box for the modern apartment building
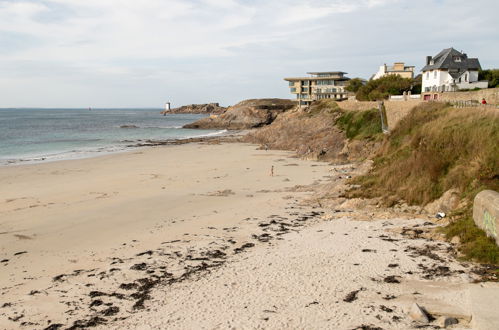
[284,71,351,106]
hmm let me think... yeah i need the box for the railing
[452,100,497,108]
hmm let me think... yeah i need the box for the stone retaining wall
[337,100,422,130]
[428,88,499,104]
[473,190,499,246]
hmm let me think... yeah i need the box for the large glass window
[290,88,296,92]
[302,87,309,92]
[289,81,295,86]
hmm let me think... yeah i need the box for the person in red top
[481,98,487,104]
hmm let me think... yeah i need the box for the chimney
[426,56,432,65]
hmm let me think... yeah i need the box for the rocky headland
[183,98,296,130]
[161,103,226,115]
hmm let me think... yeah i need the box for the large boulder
[161,103,226,115]
[183,99,297,130]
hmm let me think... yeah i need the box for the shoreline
[0,141,494,329]
[0,128,237,168]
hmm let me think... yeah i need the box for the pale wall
[337,99,422,130]
[473,190,499,247]
[436,88,499,104]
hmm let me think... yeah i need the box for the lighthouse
[163,102,171,116]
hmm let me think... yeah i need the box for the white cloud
[0,0,498,107]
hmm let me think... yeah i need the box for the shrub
[479,69,499,88]
[356,75,416,101]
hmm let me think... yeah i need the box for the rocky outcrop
[183,99,297,130]
[161,103,226,115]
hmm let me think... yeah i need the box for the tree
[479,69,499,88]
[345,78,365,93]
[355,75,415,101]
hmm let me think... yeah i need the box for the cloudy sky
[1,0,498,108]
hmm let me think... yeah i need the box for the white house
[421,48,488,93]
[372,62,415,80]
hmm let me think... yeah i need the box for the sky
[0,0,498,108]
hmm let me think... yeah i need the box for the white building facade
[422,48,488,93]
[372,62,415,80]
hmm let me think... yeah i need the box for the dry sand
[0,142,486,329]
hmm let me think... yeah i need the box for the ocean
[0,108,224,166]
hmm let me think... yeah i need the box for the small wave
[187,129,228,139]
[0,145,129,167]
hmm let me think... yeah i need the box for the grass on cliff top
[336,107,383,140]
[346,102,499,264]
[348,102,499,206]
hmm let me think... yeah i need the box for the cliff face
[161,103,226,115]
[244,100,382,163]
[183,98,297,130]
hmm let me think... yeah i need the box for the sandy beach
[0,142,492,329]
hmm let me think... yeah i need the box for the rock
[183,99,297,130]
[161,103,226,115]
[120,125,139,129]
[424,189,461,214]
[409,302,430,323]
[450,236,460,245]
[437,316,459,328]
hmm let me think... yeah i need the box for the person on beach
[481,98,487,105]
[270,165,274,176]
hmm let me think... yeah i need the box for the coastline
[0,128,233,168]
[0,141,492,329]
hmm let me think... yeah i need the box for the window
[453,56,461,62]
[426,72,429,79]
[289,81,294,86]
[302,87,308,92]
[301,81,309,86]
[290,88,296,92]
[434,71,437,78]
[464,74,468,82]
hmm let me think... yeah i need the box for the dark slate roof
[421,47,482,72]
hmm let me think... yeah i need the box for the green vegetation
[345,78,365,93]
[479,69,499,88]
[443,208,499,264]
[356,75,417,101]
[336,108,383,140]
[347,102,499,264]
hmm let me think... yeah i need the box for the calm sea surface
[0,108,223,166]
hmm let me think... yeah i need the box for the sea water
[0,108,224,166]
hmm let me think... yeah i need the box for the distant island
[160,103,226,115]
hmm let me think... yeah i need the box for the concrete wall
[337,99,422,129]
[473,190,499,246]
[384,100,422,128]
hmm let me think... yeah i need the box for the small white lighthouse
[165,102,171,112]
